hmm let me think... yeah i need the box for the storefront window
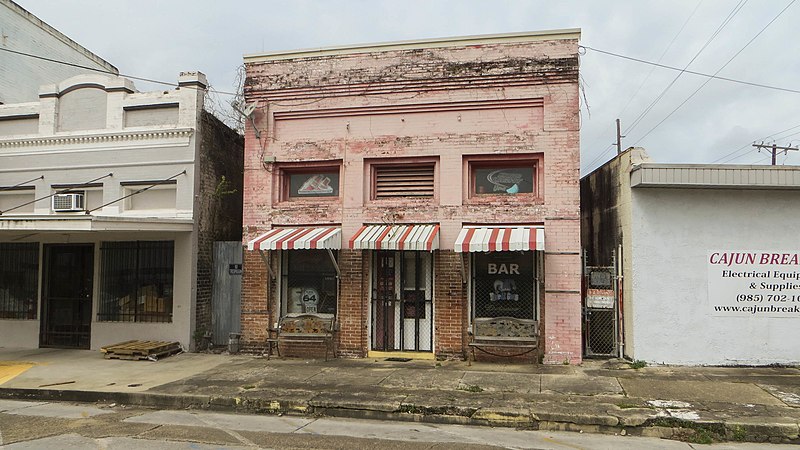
[472,252,535,319]
[98,241,174,323]
[282,250,337,315]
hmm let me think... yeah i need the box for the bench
[468,316,539,363]
[265,313,336,361]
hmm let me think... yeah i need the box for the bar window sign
[474,167,533,195]
[288,172,339,197]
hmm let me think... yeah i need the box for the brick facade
[241,30,582,363]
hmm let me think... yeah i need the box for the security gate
[583,251,620,357]
[371,251,433,352]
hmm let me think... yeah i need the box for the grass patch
[457,384,484,393]
[629,360,647,369]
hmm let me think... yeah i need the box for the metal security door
[583,251,620,357]
[40,244,93,349]
[372,251,396,351]
[211,241,242,346]
[371,251,433,352]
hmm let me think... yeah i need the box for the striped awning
[454,226,544,252]
[349,224,440,251]
[247,227,341,251]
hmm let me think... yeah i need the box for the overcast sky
[16,0,800,173]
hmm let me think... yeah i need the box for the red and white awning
[247,227,341,251]
[454,226,544,252]
[349,224,440,251]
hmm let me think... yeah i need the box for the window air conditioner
[52,192,85,212]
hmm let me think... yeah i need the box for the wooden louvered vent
[374,164,435,198]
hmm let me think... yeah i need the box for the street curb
[1,387,798,444]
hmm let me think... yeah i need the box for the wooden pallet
[100,340,182,361]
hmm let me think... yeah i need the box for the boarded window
[374,164,435,198]
[98,241,174,323]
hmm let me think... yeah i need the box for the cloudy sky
[16,0,800,173]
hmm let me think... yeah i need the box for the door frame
[39,243,94,349]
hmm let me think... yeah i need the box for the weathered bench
[468,316,539,363]
[265,313,336,361]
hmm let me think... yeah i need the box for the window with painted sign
[472,252,535,319]
[281,250,337,315]
[473,167,534,195]
[287,172,339,198]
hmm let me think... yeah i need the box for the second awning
[454,226,544,252]
[247,227,341,251]
[349,224,440,251]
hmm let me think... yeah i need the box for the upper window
[278,163,341,201]
[466,156,541,200]
[0,242,39,320]
[474,167,534,195]
[288,172,339,198]
[97,241,174,323]
[373,163,435,199]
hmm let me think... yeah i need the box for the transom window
[287,171,339,198]
[98,241,174,323]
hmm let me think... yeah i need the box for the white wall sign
[708,251,800,317]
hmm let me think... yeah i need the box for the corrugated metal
[631,164,800,189]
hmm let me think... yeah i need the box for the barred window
[281,250,337,315]
[98,241,174,323]
[472,252,535,320]
[0,242,39,319]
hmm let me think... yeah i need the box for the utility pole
[752,142,799,165]
[615,118,624,155]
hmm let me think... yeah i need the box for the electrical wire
[0,46,238,97]
[581,0,704,170]
[712,123,800,163]
[632,0,798,146]
[621,0,749,137]
[580,46,800,95]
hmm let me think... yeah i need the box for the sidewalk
[1,347,798,445]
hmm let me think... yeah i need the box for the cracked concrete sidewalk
[0,347,798,444]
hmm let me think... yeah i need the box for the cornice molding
[0,128,194,149]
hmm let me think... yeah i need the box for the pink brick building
[241,30,582,364]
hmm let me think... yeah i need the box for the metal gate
[211,241,242,346]
[371,251,433,352]
[583,251,620,357]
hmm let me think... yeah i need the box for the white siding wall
[630,188,800,365]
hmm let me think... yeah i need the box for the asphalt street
[0,399,797,449]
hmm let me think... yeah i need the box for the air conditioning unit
[52,192,85,212]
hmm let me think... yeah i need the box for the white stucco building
[0,0,118,104]
[581,148,800,365]
[0,72,243,350]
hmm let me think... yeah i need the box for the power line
[581,0,703,170]
[0,46,238,97]
[580,45,800,95]
[712,123,800,163]
[621,0,749,137]
[631,0,798,146]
